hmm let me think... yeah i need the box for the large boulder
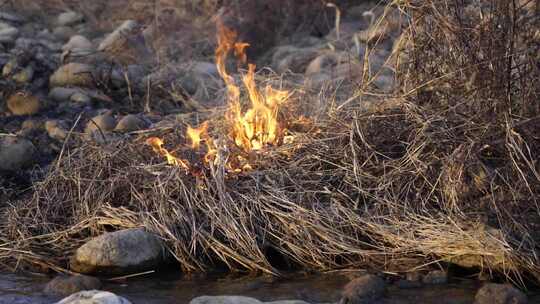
[55,290,131,304]
[0,135,37,171]
[474,283,527,304]
[70,228,167,275]
[44,274,102,297]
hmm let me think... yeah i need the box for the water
[0,271,537,304]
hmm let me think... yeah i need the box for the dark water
[0,271,538,304]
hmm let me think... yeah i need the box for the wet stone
[44,274,102,297]
[340,274,387,304]
[422,270,448,285]
[474,283,527,304]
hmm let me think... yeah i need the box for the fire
[147,20,292,172]
[146,137,190,170]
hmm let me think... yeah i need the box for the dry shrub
[1,0,539,285]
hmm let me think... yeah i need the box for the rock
[57,11,84,27]
[0,22,19,43]
[45,120,69,141]
[422,270,448,285]
[44,275,102,297]
[273,47,320,74]
[0,136,37,171]
[0,12,25,23]
[190,296,263,304]
[62,35,94,53]
[55,290,131,304]
[84,112,116,135]
[70,228,166,275]
[49,87,81,102]
[266,301,311,304]
[98,20,151,65]
[18,119,44,137]
[114,115,147,132]
[474,283,527,304]
[7,93,41,116]
[340,274,386,304]
[53,26,76,41]
[11,65,34,84]
[50,63,95,88]
[70,92,91,104]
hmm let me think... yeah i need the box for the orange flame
[147,20,292,173]
[146,137,190,170]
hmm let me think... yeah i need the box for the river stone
[56,290,131,304]
[340,274,386,304]
[57,11,84,27]
[114,115,146,132]
[69,228,166,275]
[0,22,19,43]
[49,87,81,102]
[44,274,102,296]
[190,296,263,304]
[50,63,95,88]
[474,283,527,304]
[85,112,116,135]
[0,136,37,171]
[45,120,69,141]
[7,93,41,115]
[63,35,93,53]
[53,26,76,41]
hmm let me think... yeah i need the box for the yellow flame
[146,137,190,170]
[186,121,209,150]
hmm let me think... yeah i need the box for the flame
[146,137,190,170]
[186,121,209,150]
[147,20,292,173]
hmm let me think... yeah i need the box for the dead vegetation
[1,0,539,285]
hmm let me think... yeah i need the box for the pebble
[45,120,69,141]
[474,283,527,304]
[50,63,95,88]
[44,274,102,297]
[0,22,19,43]
[57,11,84,27]
[0,135,37,171]
[56,290,132,304]
[7,93,41,116]
[11,65,34,84]
[49,87,81,102]
[114,114,147,132]
[84,111,116,135]
[340,274,387,304]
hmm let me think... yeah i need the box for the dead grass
[0,0,539,285]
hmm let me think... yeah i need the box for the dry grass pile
[0,0,539,284]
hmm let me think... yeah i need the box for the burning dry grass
[0,0,539,284]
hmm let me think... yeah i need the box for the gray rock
[0,136,37,171]
[50,63,95,88]
[44,275,102,296]
[70,92,91,104]
[474,283,527,304]
[55,290,131,304]
[53,26,76,41]
[340,274,386,304]
[422,270,448,285]
[0,22,19,43]
[49,87,81,102]
[63,35,93,53]
[57,11,84,27]
[0,12,25,23]
[190,296,263,304]
[114,115,147,132]
[275,47,320,74]
[70,228,166,275]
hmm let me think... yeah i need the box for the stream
[3,270,535,304]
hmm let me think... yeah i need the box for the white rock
[57,11,84,27]
[56,290,131,304]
